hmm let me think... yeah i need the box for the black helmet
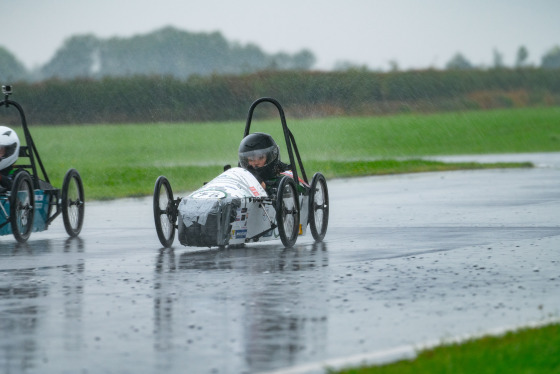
[238,132,280,180]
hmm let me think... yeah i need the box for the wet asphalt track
[1,153,559,374]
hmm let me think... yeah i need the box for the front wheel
[276,176,300,248]
[62,168,85,237]
[10,171,35,243]
[309,173,329,242]
[153,176,176,248]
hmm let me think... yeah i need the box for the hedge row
[2,68,559,125]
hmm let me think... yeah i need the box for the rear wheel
[153,176,176,247]
[10,171,35,243]
[309,173,329,242]
[276,176,299,248]
[62,168,85,237]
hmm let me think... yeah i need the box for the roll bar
[1,85,50,187]
[243,97,308,184]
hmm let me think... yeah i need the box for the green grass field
[17,106,560,200]
[332,323,560,374]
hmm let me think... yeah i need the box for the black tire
[62,168,85,237]
[10,171,35,243]
[309,173,329,242]
[276,176,300,248]
[153,176,176,247]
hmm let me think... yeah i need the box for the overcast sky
[3,0,559,71]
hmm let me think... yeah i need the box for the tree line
[0,26,315,83]
[2,68,558,125]
[1,26,560,83]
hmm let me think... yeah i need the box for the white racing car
[153,97,329,248]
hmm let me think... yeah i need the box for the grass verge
[331,323,560,374]
[307,159,533,179]
[13,106,558,200]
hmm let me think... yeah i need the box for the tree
[541,45,560,69]
[267,49,315,70]
[38,27,317,80]
[229,43,267,73]
[515,46,529,67]
[492,48,504,68]
[445,53,473,70]
[40,35,99,80]
[0,46,27,82]
[291,49,316,70]
[268,52,291,70]
[333,60,369,71]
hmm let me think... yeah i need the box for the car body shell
[177,167,309,247]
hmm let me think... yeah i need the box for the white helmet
[0,126,20,170]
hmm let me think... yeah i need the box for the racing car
[153,97,329,248]
[0,85,85,243]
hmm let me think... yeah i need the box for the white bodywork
[177,167,308,247]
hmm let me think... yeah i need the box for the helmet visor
[0,143,17,160]
[239,145,278,169]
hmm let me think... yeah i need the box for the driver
[238,132,289,191]
[0,126,20,190]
